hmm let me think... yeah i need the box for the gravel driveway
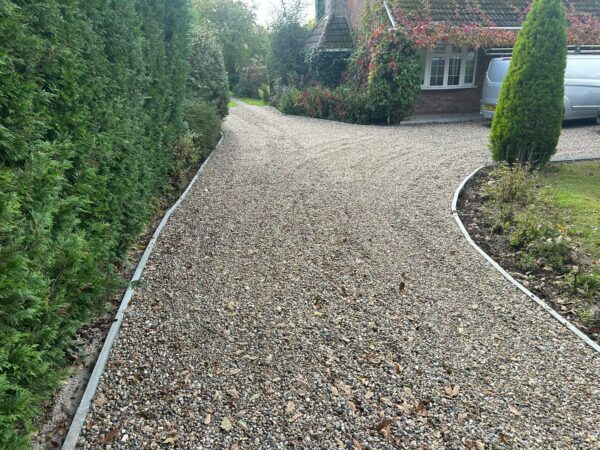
[80,105,600,449]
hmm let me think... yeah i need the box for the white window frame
[421,45,478,90]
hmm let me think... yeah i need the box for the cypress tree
[490,0,567,165]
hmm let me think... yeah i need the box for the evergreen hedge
[0,0,197,447]
[490,0,568,165]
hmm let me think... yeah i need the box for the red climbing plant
[383,3,600,48]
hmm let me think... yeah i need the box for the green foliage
[306,50,351,87]
[236,66,269,98]
[172,102,221,189]
[192,0,266,80]
[189,26,230,117]
[490,0,568,165]
[268,19,310,86]
[0,0,222,447]
[277,27,421,124]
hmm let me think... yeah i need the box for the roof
[392,0,600,27]
[305,15,354,51]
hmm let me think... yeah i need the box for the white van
[481,54,600,121]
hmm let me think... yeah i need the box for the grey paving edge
[452,157,600,355]
[61,134,225,450]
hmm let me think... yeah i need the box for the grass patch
[483,161,599,338]
[237,97,268,106]
[228,101,238,107]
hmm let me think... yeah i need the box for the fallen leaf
[445,384,460,398]
[399,282,406,291]
[220,417,233,432]
[94,393,108,407]
[99,427,120,444]
[285,401,296,415]
[375,417,392,435]
[163,436,177,444]
[204,414,212,425]
[381,397,393,407]
[508,405,522,416]
[226,389,239,399]
[457,412,467,424]
[330,385,339,396]
[352,438,363,450]
[395,364,402,374]
[364,390,374,400]
[433,430,442,439]
[290,412,302,422]
[141,425,152,433]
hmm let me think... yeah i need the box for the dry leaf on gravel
[352,439,363,449]
[285,401,296,415]
[375,417,392,435]
[445,384,460,397]
[99,427,120,444]
[94,393,108,407]
[465,439,485,450]
[220,417,233,432]
[508,405,522,416]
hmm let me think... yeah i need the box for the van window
[488,60,510,83]
[566,58,600,80]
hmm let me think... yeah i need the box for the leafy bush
[259,83,272,103]
[189,26,230,117]
[236,66,268,98]
[171,101,220,190]
[490,0,568,165]
[276,27,421,124]
[306,50,351,87]
[0,0,217,447]
[268,16,310,86]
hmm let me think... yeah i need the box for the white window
[421,45,478,89]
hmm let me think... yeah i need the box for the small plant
[258,83,271,103]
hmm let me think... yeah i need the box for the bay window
[421,45,478,89]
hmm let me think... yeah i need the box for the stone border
[452,158,600,355]
[61,134,225,449]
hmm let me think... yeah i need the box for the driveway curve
[80,105,600,449]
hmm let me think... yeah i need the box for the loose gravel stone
[79,106,600,449]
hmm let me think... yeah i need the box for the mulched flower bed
[457,164,599,343]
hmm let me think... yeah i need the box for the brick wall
[415,51,493,115]
[346,0,373,29]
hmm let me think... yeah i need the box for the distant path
[80,105,600,449]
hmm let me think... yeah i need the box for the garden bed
[458,160,600,343]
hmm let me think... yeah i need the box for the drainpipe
[383,0,398,28]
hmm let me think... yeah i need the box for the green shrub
[0,0,210,447]
[268,19,310,86]
[184,101,222,153]
[490,0,568,165]
[306,50,351,88]
[276,26,421,125]
[236,66,268,98]
[189,26,230,117]
[258,83,271,103]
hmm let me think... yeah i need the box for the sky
[245,0,315,26]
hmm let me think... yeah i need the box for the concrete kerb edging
[452,156,600,355]
[61,134,225,450]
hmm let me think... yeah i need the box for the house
[308,0,600,116]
